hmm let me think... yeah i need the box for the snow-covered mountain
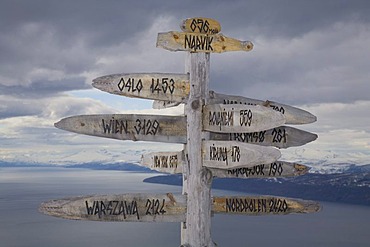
[281,147,370,174]
[1,145,368,175]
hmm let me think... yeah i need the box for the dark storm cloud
[1,0,370,110]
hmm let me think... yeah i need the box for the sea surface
[0,167,369,247]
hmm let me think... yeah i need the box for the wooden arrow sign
[157,31,253,53]
[202,141,280,169]
[209,91,317,125]
[141,151,185,174]
[212,196,321,215]
[54,114,187,144]
[209,126,318,149]
[39,193,187,222]
[181,17,221,34]
[92,73,190,102]
[204,103,286,133]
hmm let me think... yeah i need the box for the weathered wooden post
[183,52,213,246]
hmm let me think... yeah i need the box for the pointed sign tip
[91,79,102,90]
[54,121,61,129]
[305,201,322,213]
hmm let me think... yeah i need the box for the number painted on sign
[189,18,219,34]
[145,199,166,215]
[272,128,287,143]
[134,119,159,135]
[269,198,288,213]
[269,104,285,114]
[239,109,253,126]
[231,146,241,162]
[268,162,283,176]
[150,78,175,94]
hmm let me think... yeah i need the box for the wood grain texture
[157,31,253,53]
[210,91,317,125]
[213,195,321,215]
[209,126,318,148]
[183,52,214,247]
[92,73,190,102]
[202,140,281,169]
[39,193,187,222]
[39,194,320,222]
[140,151,185,174]
[203,103,286,133]
[209,161,310,178]
[54,114,187,144]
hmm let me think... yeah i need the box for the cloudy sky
[1,0,369,166]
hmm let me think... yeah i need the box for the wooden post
[182,52,214,247]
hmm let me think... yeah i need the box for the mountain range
[1,160,369,206]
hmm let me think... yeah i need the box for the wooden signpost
[46,17,319,247]
[92,73,190,102]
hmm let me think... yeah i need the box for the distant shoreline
[1,163,369,207]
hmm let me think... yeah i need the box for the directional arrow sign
[212,196,321,215]
[202,141,280,169]
[54,114,187,144]
[209,126,318,149]
[92,73,190,102]
[210,161,309,179]
[209,91,317,125]
[157,31,253,53]
[181,17,221,34]
[141,151,185,174]
[39,193,187,222]
[204,104,286,133]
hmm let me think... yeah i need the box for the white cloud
[1,2,370,166]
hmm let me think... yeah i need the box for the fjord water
[0,167,369,247]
